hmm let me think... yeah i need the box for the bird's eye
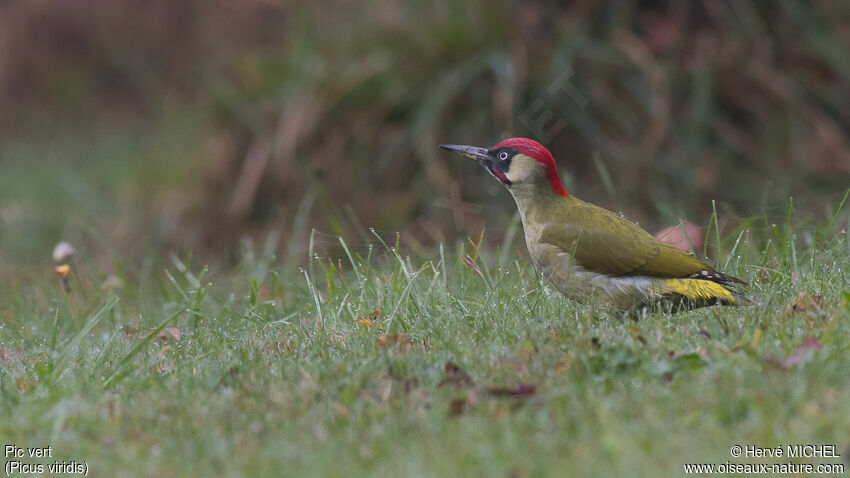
[498,151,509,160]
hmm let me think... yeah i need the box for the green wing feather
[538,200,715,278]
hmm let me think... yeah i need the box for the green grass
[1,217,849,477]
[4,3,850,473]
[0,112,203,274]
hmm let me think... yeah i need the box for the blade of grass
[54,295,119,382]
[102,307,182,389]
[826,188,850,231]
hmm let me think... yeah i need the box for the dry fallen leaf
[486,382,536,397]
[376,333,412,350]
[438,362,474,389]
[367,310,383,329]
[0,346,18,361]
[786,292,827,316]
[334,403,351,417]
[439,362,476,417]
[157,327,182,341]
[447,388,482,417]
[449,398,466,417]
[655,221,706,253]
[265,341,293,354]
[764,336,822,368]
[438,362,536,417]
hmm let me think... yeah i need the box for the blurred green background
[2,0,849,272]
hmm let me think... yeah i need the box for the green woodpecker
[440,137,749,311]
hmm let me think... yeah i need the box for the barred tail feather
[687,270,747,285]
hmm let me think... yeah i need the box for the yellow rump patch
[663,278,736,303]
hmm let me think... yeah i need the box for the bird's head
[440,138,569,197]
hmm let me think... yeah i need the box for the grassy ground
[3,3,850,472]
[1,209,849,476]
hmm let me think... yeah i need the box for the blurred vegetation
[3,4,849,474]
[2,0,850,264]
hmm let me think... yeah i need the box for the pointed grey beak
[439,144,489,161]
